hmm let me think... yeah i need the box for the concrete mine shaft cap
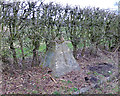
[42,41,80,77]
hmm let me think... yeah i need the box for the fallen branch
[113,45,120,53]
[48,74,57,83]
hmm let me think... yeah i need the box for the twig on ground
[113,45,119,53]
[48,74,57,83]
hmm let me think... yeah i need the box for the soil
[1,48,119,94]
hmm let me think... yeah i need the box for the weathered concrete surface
[42,41,80,77]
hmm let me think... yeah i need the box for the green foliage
[67,42,73,50]
[70,87,79,92]
[32,90,38,94]
[16,47,33,58]
[39,44,46,52]
[67,80,72,84]
[53,91,61,94]
[15,42,73,58]
[112,85,118,92]
[60,79,66,83]
[0,0,118,68]
[42,76,47,79]
[87,72,92,75]
[108,71,112,74]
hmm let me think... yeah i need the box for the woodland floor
[1,48,119,94]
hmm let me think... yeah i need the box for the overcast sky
[44,0,119,10]
[4,0,119,11]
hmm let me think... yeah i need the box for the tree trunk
[10,41,18,69]
[81,40,86,56]
[32,49,38,67]
[32,40,40,67]
[18,38,25,68]
[45,40,50,52]
[72,43,77,59]
[9,23,18,69]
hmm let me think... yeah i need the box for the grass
[111,85,119,94]
[16,47,33,57]
[58,79,77,94]
[87,72,92,75]
[15,42,74,58]
[15,43,46,58]
[67,42,73,50]
[32,90,38,94]
[39,43,46,52]
[67,80,72,84]
[14,40,93,58]
[60,79,66,83]
[69,87,79,92]
[8,37,93,59]
[53,91,61,94]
